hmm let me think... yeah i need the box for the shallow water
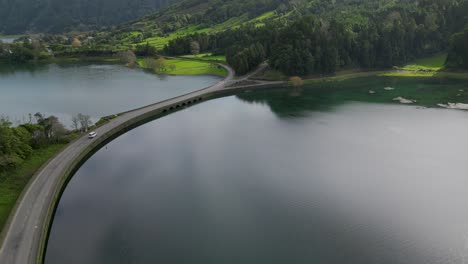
[0,63,220,127]
[46,80,468,264]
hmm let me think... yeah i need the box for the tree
[143,57,157,70]
[190,41,200,55]
[446,25,468,69]
[41,116,66,141]
[34,112,44,123]
[289,76,304,87]
[155,58,167,71]
[77,113,92,132]
[0,117,33,171]
[114,50,136,66]
[71,115,80,131]
[135,42,158,56]
[71,38,82,47]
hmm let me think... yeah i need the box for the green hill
[3,0,468,76]
[0,0,182,34]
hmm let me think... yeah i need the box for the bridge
[0,63,286,264]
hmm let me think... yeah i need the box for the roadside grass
[0,144,65,233]
[138,57,227,76]
[399,53,448,71]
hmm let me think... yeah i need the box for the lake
[0,36,18,44]
[0,63,221,127]
[45,78,468,264]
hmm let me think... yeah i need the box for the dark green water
[46,78,468,264]
[0,63,220,126]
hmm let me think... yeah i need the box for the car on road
[88,131,97,139]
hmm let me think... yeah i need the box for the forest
[447,26,468,69]
[2,0,468,75]
[163,0,468,75]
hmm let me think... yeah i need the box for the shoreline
[0,63,236,264]
[1,58,468,264]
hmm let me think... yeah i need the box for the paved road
[0,64,239,264]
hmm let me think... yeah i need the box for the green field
[138,57,227,76]
[400,53,448,71]
[133,10,279,49]
[180,53,227,62]
[0,144,65,233]
[380,70,468,79]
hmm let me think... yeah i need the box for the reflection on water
[238,77,468,117]
[46,84,468,264]
[0,63,220,127]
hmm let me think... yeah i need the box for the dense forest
[447,26,468,69]
[2,0,468,74]
[163,0,468,75]
[0,0,181,33]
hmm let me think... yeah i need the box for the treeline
[446,26,468,69]
[0,112,96,173]
[0,39,48,64]
[164,0,468,75]
[0,114,70,172]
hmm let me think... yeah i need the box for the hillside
[94,0,468,51]
[3,0,468,76]
[0,0,182,34]
[94,0,468,74]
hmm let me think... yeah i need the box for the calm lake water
[0,37,17,43]
[46,78,468,264]
[0,63,220,127]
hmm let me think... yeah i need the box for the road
[0,64,249,264]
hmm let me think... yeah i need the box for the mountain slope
[0,0,182,34]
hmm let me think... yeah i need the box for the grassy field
[399,53,448,71]
[180,53,227,62]
[144,25,207,49]
[138,57,227,76]
[379,71,468,79]
[134,10,278,49]
[0,144,65,233]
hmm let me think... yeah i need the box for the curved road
[0,64,243,264]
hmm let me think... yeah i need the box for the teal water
[0,37,17,43]
[0,63,220,127]
[46,78,468,264]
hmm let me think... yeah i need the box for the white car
[88,131,97,139]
